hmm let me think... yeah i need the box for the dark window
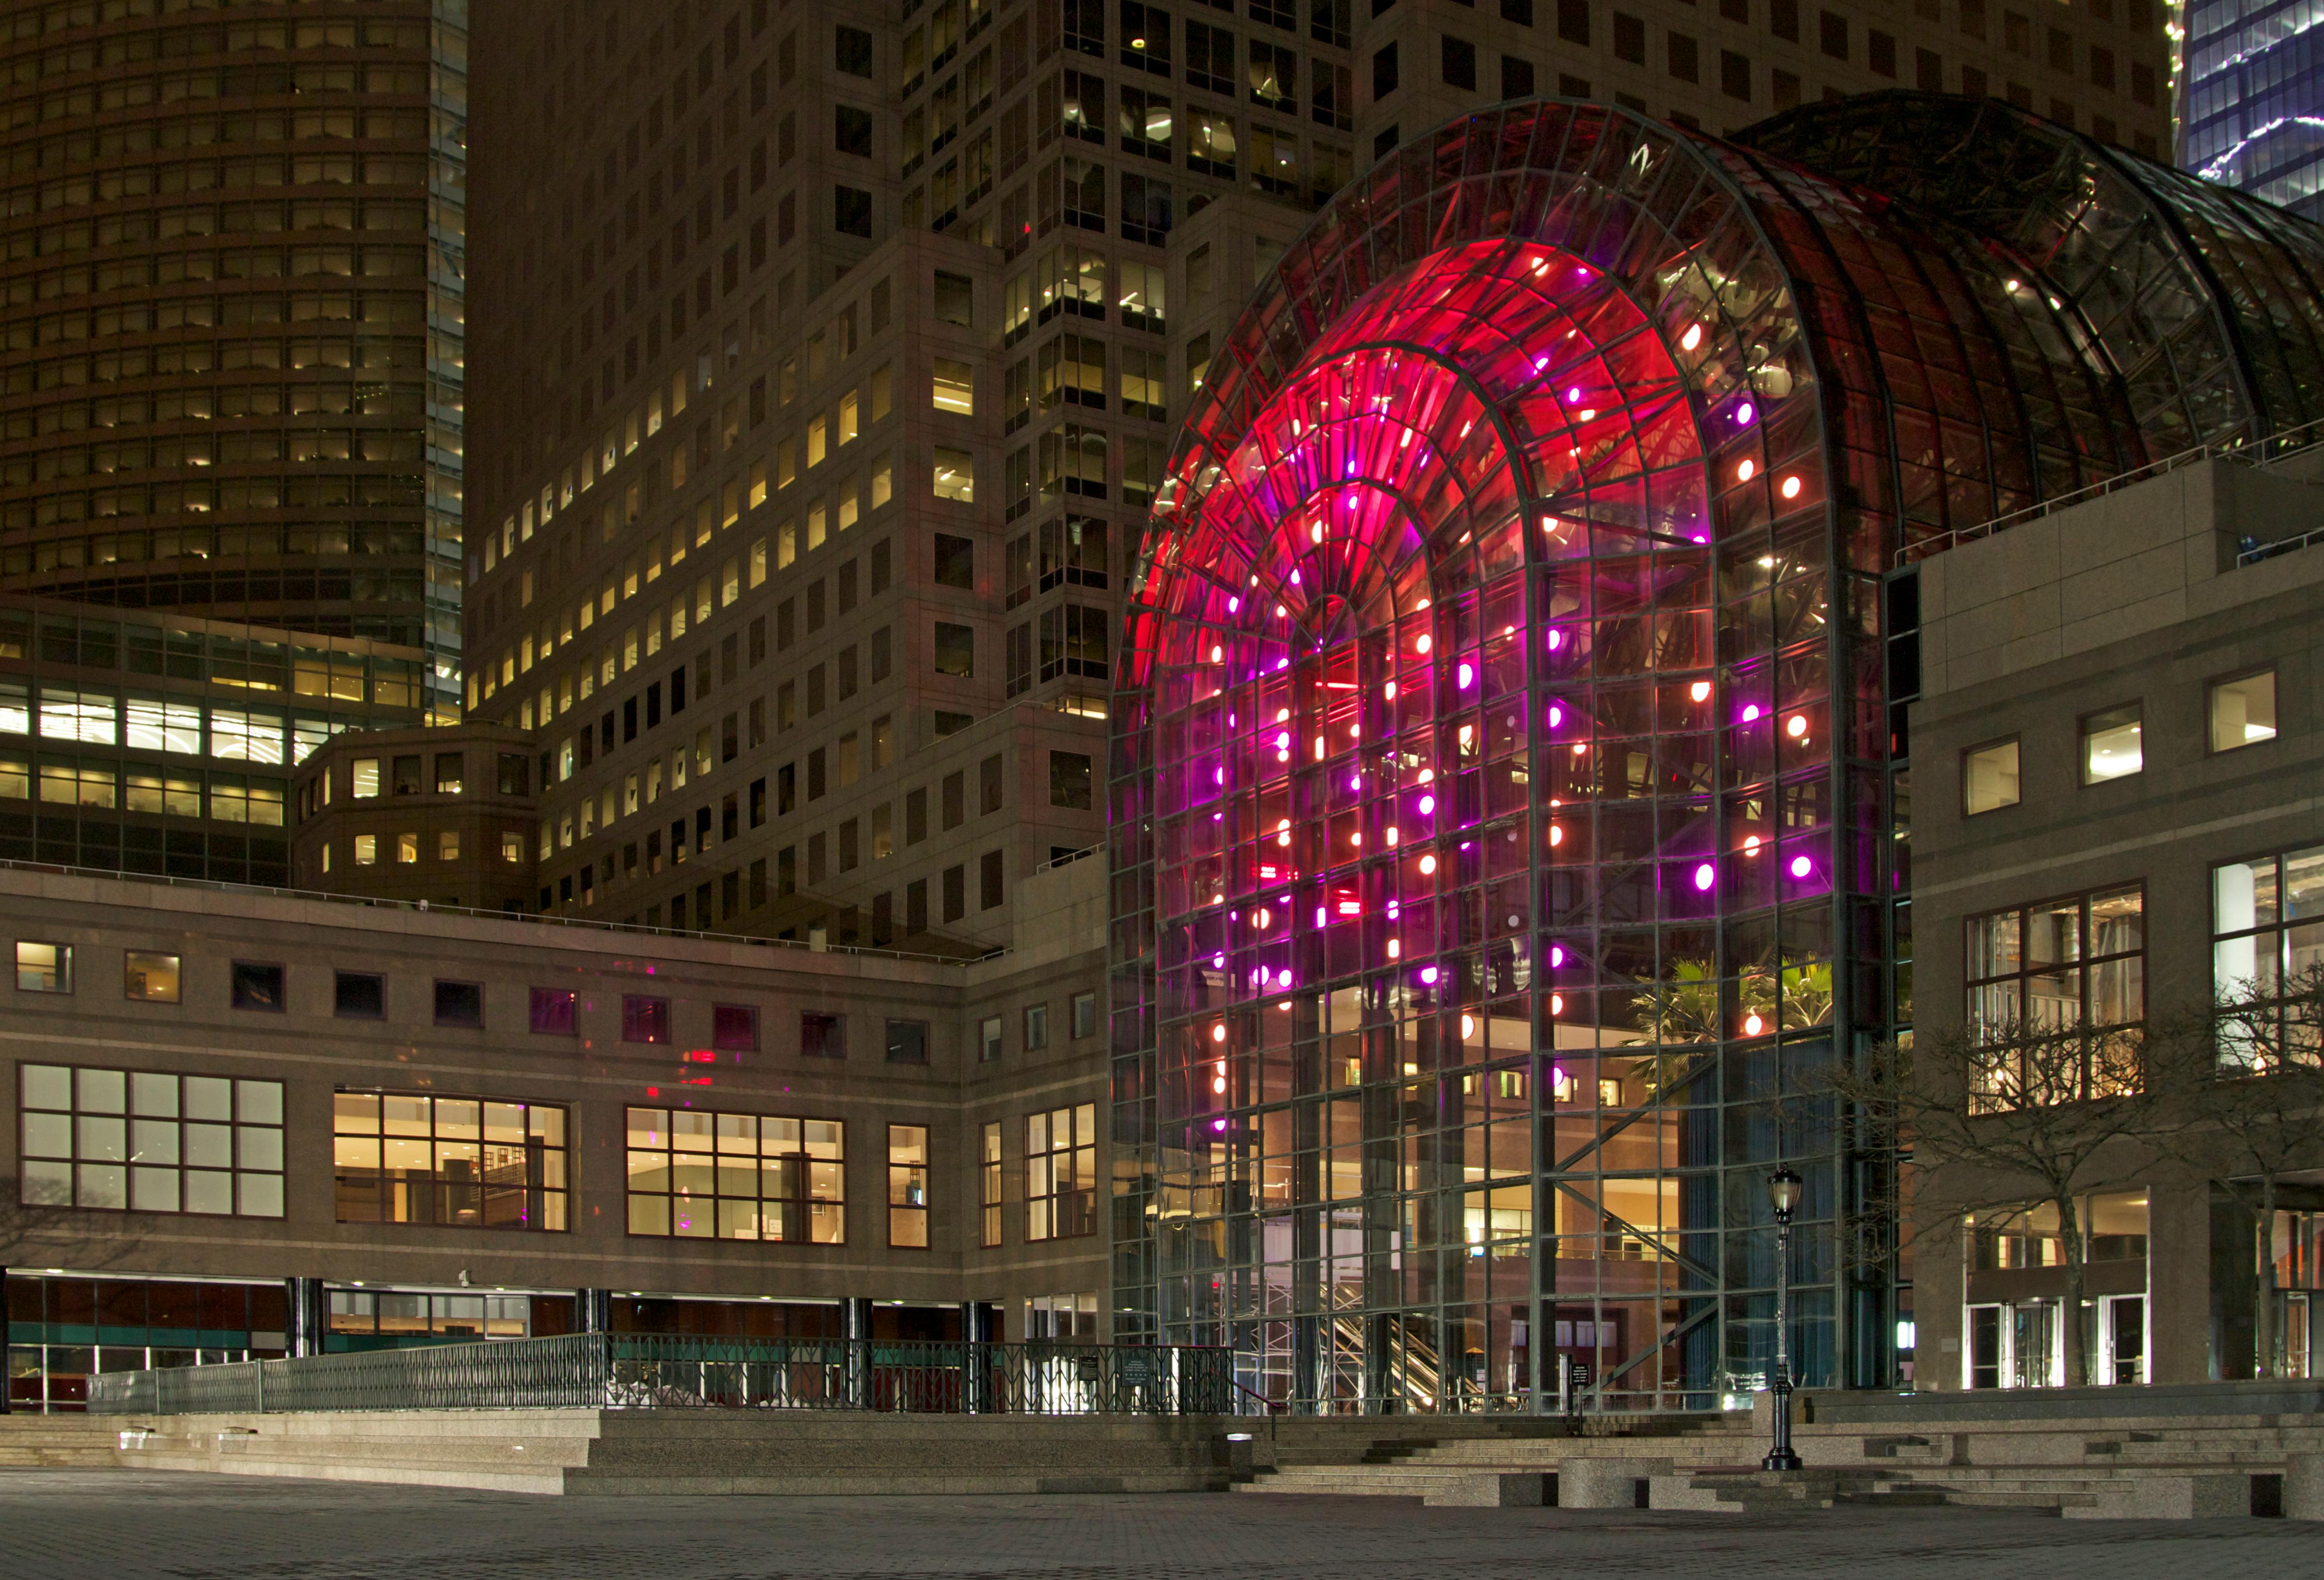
[434,979,483,1028]
[497,753,529,795]
[980,848,1005,909]
[980,753,1005,814]
[231,961,284,1012]
[943,771,966,829]
[835,185,873,236]
[713,1003,760,1051]
[1666,30,1695,80]
[943,864,966,922]
[1721,48,1750,98]
[334,971,385,1019]
[1502,54,1535,97]
[624,994,671,1044]
[935,271,975,326]
[530,988,577,1035]
[1051,751,1094,809]
[935,533,976,588]
[802,1012,847,1058]
[886,1019,930,1064]
[835,104,873,156]
[1770,0,1797,39]
[391,754,422,795]
[1817,7,1846,57]
[434,754,463,794]
[1439,34,1475,88]
[835,24,873,74]
[1557,0,1589,42]
[1869,27,1896,75]
[935,622,976,677]
[1372,39,1398,97]
[1612,11,1643,62]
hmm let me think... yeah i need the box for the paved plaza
[0,1470,2314,1579]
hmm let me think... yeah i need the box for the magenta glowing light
[1741,704,1763,723]
[1457,662,1475,689]
[1789,855,1813,879]
[1418,795,1435,815]
[1735,402,1755,424]
[1419,966,1440,985]
[1546,629,1564,650]
[1693,862,1716,891]
[1550,944,1566,967]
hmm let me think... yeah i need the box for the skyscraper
[0,0,468,881]
[2182,0,2324,218]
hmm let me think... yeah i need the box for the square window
[15,941,70,993]
[1072,990,1098,1039]
[124,950,180,1002]
[802,1010,847,1058]
[1024,1002,1050,1051]
[530,987,577,1035]
[2210,668,2278,752]
[433,979,484,1028]
[624,994,671,1044]
[1962,737,2020,815]
[713,1003,759,1052]
[886,1018,930,1064]
[2081,703,2143,784]
[334,971,386,1019]
[978,1014,1003,1062]
[231,961,285,1012]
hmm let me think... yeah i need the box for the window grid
[1026,1102,1097,1241]
[21,1063,284,1219]
[333,1091,568,1231]
[623,1105,845,1243]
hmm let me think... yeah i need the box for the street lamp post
[1764,1167,1803,1472]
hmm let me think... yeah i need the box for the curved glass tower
[1108,94,2324,1412]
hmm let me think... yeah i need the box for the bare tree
[2146,965,2324,1379]
[1824,1017,2168,1388]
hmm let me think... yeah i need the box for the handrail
[0,856,1004,968]
[1896,412,2324,567]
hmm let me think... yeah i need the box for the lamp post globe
[1764,1167,1804,1472]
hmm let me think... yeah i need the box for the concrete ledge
[2288,1455,2324,1520]
[1422,1472,1548,1507]
[1646,1475,1746,1513]
[1561,1458,1673,1508]
[2061,1475,2252,1520]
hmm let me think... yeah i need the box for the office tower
[1107,94,2324,1407]
[0,0,469,882]
[2182,0,2324,218]
[462,0,2171,955]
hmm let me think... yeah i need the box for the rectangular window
[2210,668,2278,753]
[623,1104,843,1241]
[124,950,180,1003]
[933,357,976,416]
[1024,1002,1050,1050]
[530,987,578,1036]
[1026,1102,1098,1240]
[935,622,976,677]
[334,1091,566,1230]
[1963,737,2020,815]
[980,1014,1003,1062]
[888,1124,930,1247]
[15,941,70,993]
[1965,886,2145,1103]
[2211,844,2324,1069]
[802,1010,847,1058]
[624,994,672,1044]
[980,1120,1003,1245]
[886,1018,930,1064]
[1050,750,1094,809]
[335,971,386,1019]
[933,447,976,502]
[434,979,484,1028]
[1073,990,1098,1039]
[2080,704,2142,784]
[713,1004,760,1052]
[231,960,285,1012]
[20,1063,285,1218]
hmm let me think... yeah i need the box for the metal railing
[1897,412,2324,566]
[85,1334,1240,1417]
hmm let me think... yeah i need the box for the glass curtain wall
[1110,100,2195,1413]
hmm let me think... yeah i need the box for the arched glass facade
[1109,99,2324,1412]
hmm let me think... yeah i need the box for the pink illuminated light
[1693,862,1716,891]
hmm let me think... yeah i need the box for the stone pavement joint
[0,1470,2310,1580]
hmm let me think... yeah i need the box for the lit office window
[2080,704,2142,783]
[1025,1103,1097,1240]
[1962,737,2020,814]
[15,940,70,993]
[332,1092,567,1231]
[623,1106,844,1242]
[2210,668,2278,752]
[888,1125,930,1247]
[20,1064,283,1218]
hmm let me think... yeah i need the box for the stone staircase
[0,1415,134,1467]
[95,1409,1245,1495]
